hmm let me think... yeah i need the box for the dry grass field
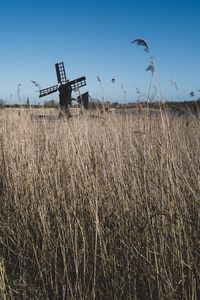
[0,107,200,299]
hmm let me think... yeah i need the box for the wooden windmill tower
[39,62,89,109]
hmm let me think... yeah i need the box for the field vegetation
[0,107,200,299]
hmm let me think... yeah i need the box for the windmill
[39,62,89,109]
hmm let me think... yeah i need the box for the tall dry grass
[0,108,200,299]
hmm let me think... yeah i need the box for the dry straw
[0,107,200,299]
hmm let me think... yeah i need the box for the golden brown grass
[0,108,200,299]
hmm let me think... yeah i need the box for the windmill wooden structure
[39,62,89,109]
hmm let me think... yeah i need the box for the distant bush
[44,99,59,107]
[0,99,5,107]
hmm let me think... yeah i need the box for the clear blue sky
[0,0,199,104]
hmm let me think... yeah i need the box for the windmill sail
[55,62,67,84]
[39,85,58,98]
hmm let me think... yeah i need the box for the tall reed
[0,108,200,299]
